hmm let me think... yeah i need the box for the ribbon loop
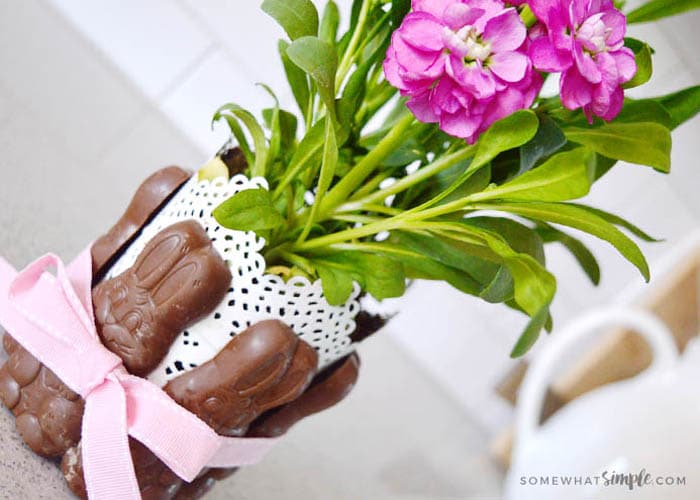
[0,249,278,500]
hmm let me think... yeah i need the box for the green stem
[280,250,316,275]
[336,145,476,213]
[350,171,391,199]
[319,113,415,217]
[305,83,316,129]
[357,83,395,125]
[324,242,429,259]
[336,0,372,92]
[294,193,480,251]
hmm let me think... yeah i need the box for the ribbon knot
[0,249,278,500]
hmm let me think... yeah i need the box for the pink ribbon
[0,248,278,500]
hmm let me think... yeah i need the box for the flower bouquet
[0,0,698,498]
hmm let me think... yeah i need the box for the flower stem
[294,193,479,252]
[336,145,476,213]
[318,113,415,217]
[336,0,372,92]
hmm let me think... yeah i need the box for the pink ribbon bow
[0,248,278,500]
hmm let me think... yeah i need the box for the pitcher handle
[514,307,678,452]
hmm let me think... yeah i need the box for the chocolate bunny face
[164,320,318,436]
[0,333,84,456]
[93,220,232,376]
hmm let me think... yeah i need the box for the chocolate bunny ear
[91,166,191,280]
[93,220,232,377]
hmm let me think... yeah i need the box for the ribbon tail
[82,379,141,500]
[123,376,221,482]
[207,436,280,468]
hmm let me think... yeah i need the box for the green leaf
[279,40,310,119]
[623,38,653,89]
[476,201,650,281]
[430,110,539,206]
[420,162,491,206]
[568,204,661,242]
[262,0,319,40]
[337,61,371,130]
[298,115,338,242]
[656,85,700,129]
[395,249,484,296]
[313,251,405,304]
[613,99,673,128]
[564,122,671,172]
[519,114,566,173]
[593,153,617,181]
[447,224,556,318]
[213,103,268,177]
[536,223,601,285]
[472,148,595,202]
[273,119,325,196]
[393,231,503,287]
[287,36,338,115]
[319,0,340,44]
[391,0,411,26]
[258,85,282,168]
[215,114,253,166]
[627,0,700,23]
[471,110,540,173]
[213,188,285,232]
[465,217,545,264]
[510,306,550,357]
[315,261,355,305]
[263,108,298,152]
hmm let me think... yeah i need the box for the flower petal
[442,4,485,30]
[574,42,602,83]
[400,12,446,51]
[570,0,589,27]
[529,36,572,72]
[483,8,526,52]
[489,51,528,82]
[393,34,444,78]
[601,9,626,47]
[440,110,482,142]
[432,79,462,114]
[383,48,406,90]
[447,57,497,98]
[411,0,453,18]
[528,0,560,25]
[407,92,439,122]
[612,47,636,83]
[596,85,624,121]
[560,67,594,110]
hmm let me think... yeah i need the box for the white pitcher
[505,308,700,499]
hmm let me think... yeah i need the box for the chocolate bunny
[0,163,372,498]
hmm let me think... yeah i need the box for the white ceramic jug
[505,308,700,500]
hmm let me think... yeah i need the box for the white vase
[106,174,362,386]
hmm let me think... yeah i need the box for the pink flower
[384,0,541,143]
[528,0,636,121]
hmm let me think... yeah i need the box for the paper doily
[106,174,361,387]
